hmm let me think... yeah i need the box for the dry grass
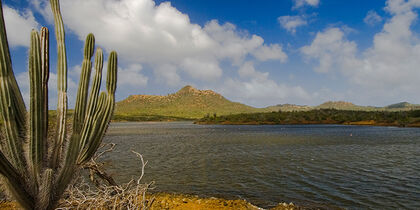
[57,178,154,209]
[57,151,154,210]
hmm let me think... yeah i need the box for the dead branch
[58,146,154,209]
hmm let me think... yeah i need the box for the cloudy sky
[3,0,420,108]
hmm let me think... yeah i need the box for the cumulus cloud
[293,0,320,9]
[219,62,311,107]
[3,5,39,47]
[385,0,420,14]
[302,0,420,104]
[181,57,222,81]
[31,0,287,84]
[118,64,148,87]
[253,44,288,62]
[278,15,307,34]
[203,20,287,63]
[301,28,359,73]
[154,64,180,86]
[364,10,383,25]
[238,61,268,79]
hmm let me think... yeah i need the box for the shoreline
[148,192,301,209]
[0,193,302,210]
[110,119,420,128]
[195,120,420,128]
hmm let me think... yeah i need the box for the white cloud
[181,57,222,81]
[31,0,287,84]
[252,44,288,62]
[203,20,286,64]
[118,64,148,87]
[219,62,311,107]
[301,28,359,73]
[293,0,320,9]
[238,61,268,79]
[364,10,383,25]
[154,64,180,87]
[3,5,39,47]
[301,0,420,104]
[278,15,307,34]
[385,0,420,15]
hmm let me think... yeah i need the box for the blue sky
[3,0,420,108]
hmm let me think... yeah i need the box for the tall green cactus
[0,0,118,209]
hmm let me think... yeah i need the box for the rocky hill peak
[175,85,220,97]
[319,101,356,107]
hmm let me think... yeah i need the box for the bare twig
[58,145,154,209]
[82,143,118,187]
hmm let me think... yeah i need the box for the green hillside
[386,102,420,109]
[265,104,312,112]
[316,101,359,109]
[114,85,260,119]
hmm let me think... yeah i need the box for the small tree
[0,0,118,209]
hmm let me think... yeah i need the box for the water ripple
[103,122,420,209]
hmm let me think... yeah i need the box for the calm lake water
[103,122,420,209]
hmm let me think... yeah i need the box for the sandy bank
[149,193,301,210]
[0,193,302,210]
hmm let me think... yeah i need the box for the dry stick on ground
[58,146,155,209]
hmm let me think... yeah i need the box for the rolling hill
[115,85,260,119]
[386,102,420,109]
[265,104,312,112]
[266,101,420,112]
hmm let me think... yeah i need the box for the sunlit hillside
[115,85,260,119]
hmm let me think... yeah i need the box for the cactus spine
[0,0,118,209]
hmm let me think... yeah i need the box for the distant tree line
[197,109,420,127]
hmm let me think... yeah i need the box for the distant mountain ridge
[265,104,311,112]
[316,101,357,109]
[115,85,420,120]
[386,102,419,109]
[269,101,420,112]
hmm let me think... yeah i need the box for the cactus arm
[87,48,104,121]
[54,92,107,196]
[55,35,96,197]
[53,134,78,201]
[79,92,108,163]
[39,169,54,210]
[59,48,102,167]
[50,0,68,169]
[0,0,24,169]
[106,52,118,95]
[78,48,103,151]
[40,27,49,167]
[73,34,94,135]
[28,30,43,182]
[79,51,117,163]
[78,92,107,163]
[56,48,105,197]
[0,0,26,131]
[0,151,34,209]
